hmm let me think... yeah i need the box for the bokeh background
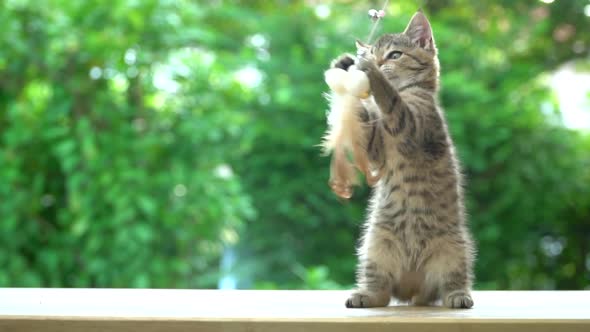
[1,0,589,290]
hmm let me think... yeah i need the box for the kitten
[330,11,475,308]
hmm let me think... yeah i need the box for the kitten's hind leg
[441,269,474,309]
[421,241,474,309]
[346,290,390,308]
[345,259,393,308]
[411,286,439,307]
[444,290,473,309]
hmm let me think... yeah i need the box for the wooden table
[0,289,588,331]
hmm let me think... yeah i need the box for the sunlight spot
[89,66,102,80]
[173,184,187,197]
[153,66,180,93]
[550,63,590,129]
[539,0,554,4]
[221,228,239,245]
[234,67,263,89]
[111,73,129,92]
[124,48,137,65]
[540,235,565,257]
[214,164,234,180]
[149,92,166,110]
[585,4,590,17]
[197,48,216,67]
[315,4,331,20]
[249,34,268,48]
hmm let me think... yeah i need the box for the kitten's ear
[403,11,435,51]
[355,39,371,58]
[355,39,371,51]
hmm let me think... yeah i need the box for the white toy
[321,65,381,199]
[324,66,371,99]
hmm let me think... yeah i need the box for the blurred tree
[0,0,254,287]
[197,0,590,290]
[0,0,588,290]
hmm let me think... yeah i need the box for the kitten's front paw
[355,54,378,74]
[331,54,355,71]
[444,291,474,309]
[345,291,389,308]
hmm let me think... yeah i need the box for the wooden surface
[0,289,589,332]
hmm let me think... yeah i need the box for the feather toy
[321,64,381,199]
[321,4,389,199]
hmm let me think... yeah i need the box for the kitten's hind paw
[331,54,355,71]
[345,291,390,308]
[444,291,474,309]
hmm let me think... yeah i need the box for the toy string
[365,0,390,44]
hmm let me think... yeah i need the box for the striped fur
[335,12,476,309]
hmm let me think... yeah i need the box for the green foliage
[0,0,588,289]
[0,0,254,287]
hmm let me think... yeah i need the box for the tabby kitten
[331,11,475,308]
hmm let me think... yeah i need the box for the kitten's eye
[386,51,403,60]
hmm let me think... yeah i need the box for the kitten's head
[357,11,439,91]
